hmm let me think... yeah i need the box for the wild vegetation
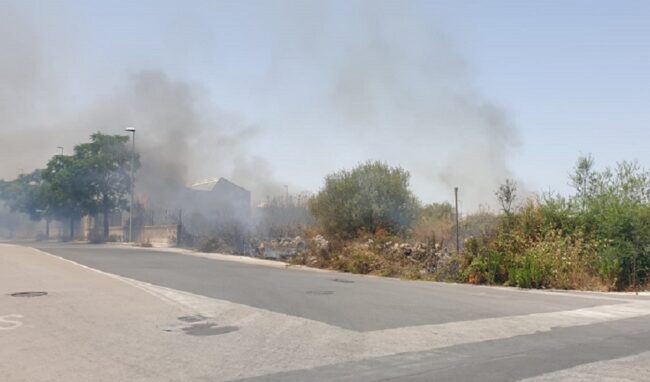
[293,157,650,291]
[2,141,648,291]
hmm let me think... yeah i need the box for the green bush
[464,255,489,284]
[309,161,420,238]
[299,156,650,292]
[510,249,550,288]
[328,248,381,274]
[597,245,623,289]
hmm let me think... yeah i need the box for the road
[2,242,650,381]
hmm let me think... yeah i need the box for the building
[81,177,251,246]
[181,177,252,235]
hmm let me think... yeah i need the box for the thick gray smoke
[1,1,520,212]
[69,71,284,205]
[0,3,282,203]
[321,2,520,209]
[0,68,283,205]
[232,1,521,209]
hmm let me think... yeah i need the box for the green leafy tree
[570,155,602,209]
[577,160,650,289]
[72,132,139,240]
[0,170,49,221]
[42,154,89,239]
[1,133,137,241]
[309,161,420,238]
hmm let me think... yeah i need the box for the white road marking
[0,314,23,331]
[20,244,650,380]
[132,279,650,356]
[519,351,650,381]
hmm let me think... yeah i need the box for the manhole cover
[306,290,334,295]
[330,278,355,284]
[9,291,48,298]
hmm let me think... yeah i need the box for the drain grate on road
[9,291,48,298]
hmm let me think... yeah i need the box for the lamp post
[57,146,64,155]
[125,127,136,242]
[454,187,460,254]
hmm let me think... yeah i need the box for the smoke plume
[1,1,520,211]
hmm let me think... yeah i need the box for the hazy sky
[1,0,649,209]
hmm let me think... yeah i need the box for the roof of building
[188,177,249,194]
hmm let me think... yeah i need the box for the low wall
[107,226,126,242]
[138,225,177,247]
[84,223,178,247]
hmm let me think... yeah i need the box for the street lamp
[454,187,460,255]
[125,127,136,242]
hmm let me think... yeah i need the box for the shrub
[506,230,601,290]
[309,161,420,238]
[596,245,622,290]
[462,236,510,285]
[329,248,381,274]
[510,248,550,288]
[432,253,465,282]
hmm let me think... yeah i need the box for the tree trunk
[45,218,50,240]
[70,216,75,240]
[103,195,110,241]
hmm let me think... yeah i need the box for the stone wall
[107,226,126,242]
[138,225,177,247]
[88,222,178,247]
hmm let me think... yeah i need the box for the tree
[42,154,88,239]
[40,132,138,240]
[575,159,650,289]
[72,132,138,240]
[0,170,50,238]
[0,170,48,221]
[0,132,138,241]
[496,179,517,215]
[309,161,420,238]
[570,155,601,209]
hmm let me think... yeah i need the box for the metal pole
[177,209,182,247]
[128,131,135,242]
[633,253,638,295]
[454,187,460,254]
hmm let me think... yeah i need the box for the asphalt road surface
[2,241,650,381]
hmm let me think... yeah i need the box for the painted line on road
[0,314,23,331]
[16,244,650,380]
[127,279,650,379]
[18,245,198,313]
[519,350,650,381]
